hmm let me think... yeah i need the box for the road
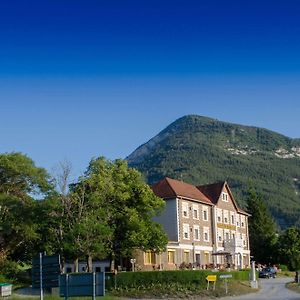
[220,277,300,300]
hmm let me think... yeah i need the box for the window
[241,215,245,227]
[225,232,229,240]
[231,214,235,225]
[182,202,189,218]
[168,250,175,264]
[194,225,200,241]
[218,229,223,242]
[224,210,229,224]
[203,227,210,242]
[217,208,222,223]
[183,223,190,240]
[222,192,228,202]
[145,250,156,264]
[242,234,246,247]
[184,251,190,263]
[203,206,209,221]
[193,204,199,219]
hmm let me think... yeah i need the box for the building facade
[135,177,250,271]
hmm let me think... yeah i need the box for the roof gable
[152,177,213,205]
[198,182,250,215]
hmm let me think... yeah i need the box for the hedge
[106,269,250,290]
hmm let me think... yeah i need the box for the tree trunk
[87,255,93,272]
[110,252,115,272]
[74,257,79,272]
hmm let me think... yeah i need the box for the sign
[206,275,217,282]
[219,274,233,279]
[217,223,236,230]
[32,254,61,289]
[59,272,105,299]
[206,275,217,291]
[219,274,232,294]
[0,284,12,297]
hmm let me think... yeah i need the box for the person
[295,271,299,283]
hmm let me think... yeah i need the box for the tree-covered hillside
[127,115,300,229]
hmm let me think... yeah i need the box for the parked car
[259,267,277,278]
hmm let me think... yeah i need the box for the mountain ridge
[127,115,300,229]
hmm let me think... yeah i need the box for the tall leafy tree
[70,157,168,270]
[0,152,53,262]
[0,152,52,198]
[246,187,277,264]
[278,227,300,271]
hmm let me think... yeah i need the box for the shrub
[279,264,289,271]
[0,260,30,283]
[110,269,251,291]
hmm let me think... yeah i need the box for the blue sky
[1,0,300,178]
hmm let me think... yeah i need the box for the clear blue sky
[1,0,300,178]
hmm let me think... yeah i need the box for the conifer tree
[246,187,277,264]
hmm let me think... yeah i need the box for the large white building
[135,177,250,271]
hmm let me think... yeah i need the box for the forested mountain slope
[127,115,300,229]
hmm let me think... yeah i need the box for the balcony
[223,238,244,254]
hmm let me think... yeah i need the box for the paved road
[220,277,300,300]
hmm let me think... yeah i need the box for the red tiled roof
[152,177,213,205]
[197,182,225,204]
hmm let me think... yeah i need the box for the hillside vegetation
[127,115,300,229]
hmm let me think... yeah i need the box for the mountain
[127,115,300,229]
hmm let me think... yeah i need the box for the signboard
[0,284,12,297]
[32,254,61,289]
[206,275,217,282]
[59,272,105,299]
[219,274,233,279]
[206,275,217,291]
[219,274,232,294]
[217,223,236,230]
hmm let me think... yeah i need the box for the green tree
[0,152,52,198]
[278,227,300,271]
[71,157,168,270]
[0,152,53,262]
[246,187,277,264]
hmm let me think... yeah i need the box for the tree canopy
[277,227,300,271]
[39,157,168,270]
[0,152,53,262]
[246,187,278,264]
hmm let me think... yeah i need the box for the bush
[0,260,30,283]
[111,269,251,290]
[109,270,252,298]
[279,264,289,271]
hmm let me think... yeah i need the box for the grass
[9,296,118,300]
[286,281,300,294]
[8,281,255,299]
